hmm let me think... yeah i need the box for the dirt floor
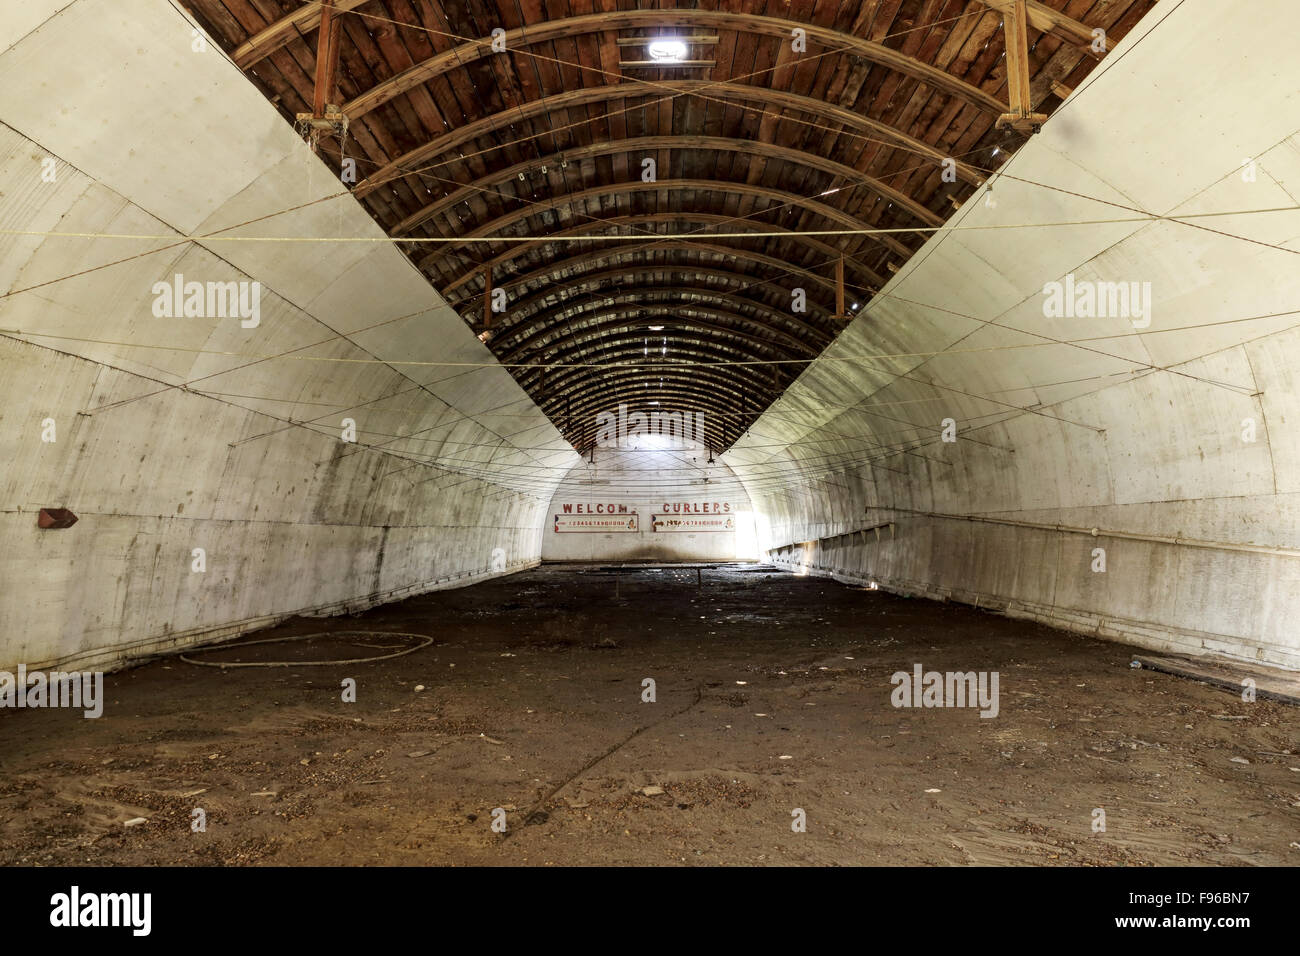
[1,563,1297,866]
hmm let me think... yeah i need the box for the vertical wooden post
[994,0,1048,132]
[312,0,340,119]
[1004,0,1031,119]
[482,266,492,329]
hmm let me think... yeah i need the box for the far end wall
[541,442,756,562]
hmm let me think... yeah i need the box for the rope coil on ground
[178,630,434,668]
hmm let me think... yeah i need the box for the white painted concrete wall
[725,0,1300,670]
[541,442,755,562]
[0,0,578,671]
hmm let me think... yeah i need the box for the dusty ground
[1,563,1297,866]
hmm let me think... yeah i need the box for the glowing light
[648,38,688,61]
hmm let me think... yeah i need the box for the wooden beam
[1023,0,1103,54]
[532,369,778,421]
[538,374,774,437]
[979,0,1102,57]
[390,134,943,238]
[340,10,1007,120]
[352,81,983,200]
[524,331,797,380]
[619,60,716,68]
[536,361,773,415]
[614,36,719,46]
[993,0,1049,133]
[414,179,914,269]
[311,0,340,118]
[475,264,841,323]
[483,283,837,360]
[557,394,736,448]
[477,240,840,303]
[231,0,369,70]
[439,213,885,298]
[499,305,816,364]
[540,367,762,411]
[523,316,811,367]
[488,284,834,354]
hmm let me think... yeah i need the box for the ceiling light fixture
[648,324,664,331]
[648,38,688,62]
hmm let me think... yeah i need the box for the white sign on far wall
[653,514,735,533]
[554,513,639,533]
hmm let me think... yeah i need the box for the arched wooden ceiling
[180,0,1154,452]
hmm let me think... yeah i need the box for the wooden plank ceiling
[179,0,1154,452]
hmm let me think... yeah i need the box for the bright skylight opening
[648,39,688,62]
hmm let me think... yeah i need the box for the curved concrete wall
[0,1,578,671]
[724,0,1300,670]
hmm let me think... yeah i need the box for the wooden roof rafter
[499,308,820,365]
[491,290,835,358]
[439,214,887,298]
[340,10,1009,120]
